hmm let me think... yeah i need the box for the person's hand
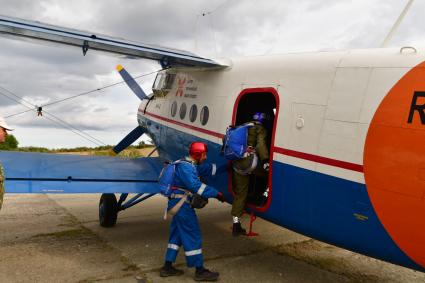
[216,192,226,202]
[263,162,270,171]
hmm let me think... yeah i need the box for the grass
[3,145,156,158]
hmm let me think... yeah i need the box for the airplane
[0,12,424,274]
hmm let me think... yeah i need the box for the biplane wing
[0,15,224,68]
[0,151,163,194]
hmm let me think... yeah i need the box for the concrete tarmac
[0,194,424,283]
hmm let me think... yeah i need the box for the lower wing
[0,151,163,194]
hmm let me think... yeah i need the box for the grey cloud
[93,107,108,113]
[0,0,47,18]
[82,1,209,50]
[0,0,424,148]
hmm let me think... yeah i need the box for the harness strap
[233,153,259,175]
[171,186,192,195]
[162,159,195,220]
[164,191,190,220]
[169,193,191,202]
[163,186,193,220]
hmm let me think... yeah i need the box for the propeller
[116,64,149,100]
[111,65,149,155]
[112,126,146,154]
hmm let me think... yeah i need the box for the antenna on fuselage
[381,0,415,48]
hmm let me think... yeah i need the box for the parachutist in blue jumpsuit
[160,142,226,282]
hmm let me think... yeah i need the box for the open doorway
[231,88,279,210]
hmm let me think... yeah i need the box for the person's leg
[231,171,250,217]
[253,165,269,206]
[165,217,182,262]
[160,217,184,277]
[177,207,203,268]
[177,206,219,281]
[231,171,249,236]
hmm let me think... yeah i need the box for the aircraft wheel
[99,193,118,227]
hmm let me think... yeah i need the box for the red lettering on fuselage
[175,77,186,97]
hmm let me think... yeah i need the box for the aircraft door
[230,88,279,211]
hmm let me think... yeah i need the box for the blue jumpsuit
[164,158,225,268]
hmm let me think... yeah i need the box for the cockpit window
[152,72,176,97]
[153,73,164,90]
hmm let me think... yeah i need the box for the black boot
[194,268,219,281]
[159,265,184,277]
[232,222,246,236]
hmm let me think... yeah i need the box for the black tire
[99,193,118,227]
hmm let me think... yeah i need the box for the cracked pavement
[0,194,424,283]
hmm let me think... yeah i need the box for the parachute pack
[158,159,208,220]
[222,123,254,160]
[158,160,183,197]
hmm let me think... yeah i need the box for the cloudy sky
[0,0,423,148]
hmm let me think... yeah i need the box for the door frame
[228,87,280,212]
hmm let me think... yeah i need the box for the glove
[190,194,209,209]
[216,192,226,202]
[263,162,270,171]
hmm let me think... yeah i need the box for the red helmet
[189,142,208,161]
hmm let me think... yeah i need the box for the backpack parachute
[158,160,182,197]
[222,123,253,160]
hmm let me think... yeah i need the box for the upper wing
[0,151,164,194]
[0,15,223,68]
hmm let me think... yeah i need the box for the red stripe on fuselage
[141,111,364,173]
[143,111,224,139]
[272,147,364,173]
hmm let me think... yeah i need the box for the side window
[200,106,209,125]
[171,101,177,117]
[153,73,165,90]
[152,73,176,97]
[189,104,198,122]
[180,102,187,120]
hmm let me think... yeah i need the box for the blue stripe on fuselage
[142,116,423,271]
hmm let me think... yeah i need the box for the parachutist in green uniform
[231,113,270,236]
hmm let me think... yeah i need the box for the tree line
[0,135,18,150]
[0,135,151,153]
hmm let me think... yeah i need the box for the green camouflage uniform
[0,164,4,210]
[231,122,269,217]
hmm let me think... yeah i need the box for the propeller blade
[116,64,149,100]
[112,126,145,154]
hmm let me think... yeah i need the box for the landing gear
[99,193,118,227]
[98,193,157,227]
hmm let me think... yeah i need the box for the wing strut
[381,0,415,47]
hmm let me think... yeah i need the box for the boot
[159,265,184,277]
[232,222,246,236]
[194,268,219,281]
